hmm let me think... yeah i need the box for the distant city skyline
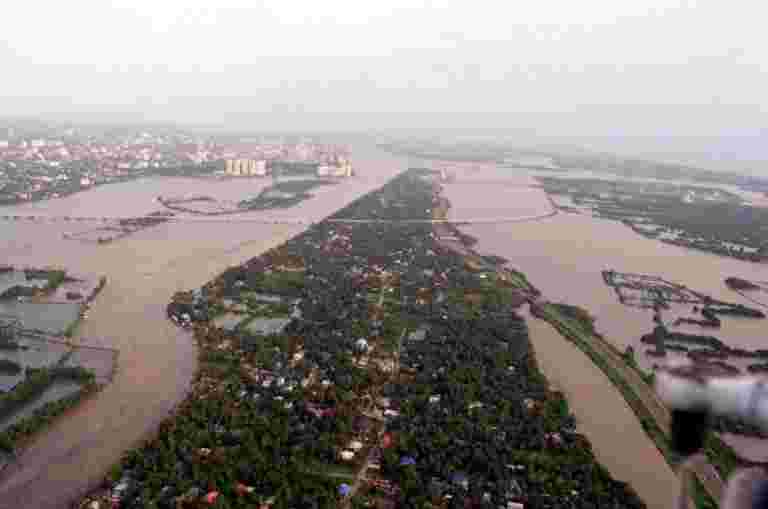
[1,112,767,176]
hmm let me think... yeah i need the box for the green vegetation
[550,303,599,336]
[691,476,718,509]
[504,268,538,294]
[243,298,292,318]
[257,271,306,295]
[107,363,340,509]
[0,365,95,419]
[0,365,96,452]
[0,381,96,452]
[0,368,60,420]
[44,270,67,291]
[704,434,740,481]
[208,301,226,318]
[311,463,356,480]
[444,283,522,320]
[107,170,650,509]
[540,176,768,262]
[63,318,80,338]
[536,303,719,508]
[502,449,616,497]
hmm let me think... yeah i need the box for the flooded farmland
[0,337,71,392]
[0,302,80,335]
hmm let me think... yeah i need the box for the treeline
[543,177,768,262]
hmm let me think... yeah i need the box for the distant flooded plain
[440,162,768,502]
[442,165,768,359]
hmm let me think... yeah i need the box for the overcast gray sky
[1,0,766,166]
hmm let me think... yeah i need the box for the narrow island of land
[158,180,336,216]
[80,169,647,509]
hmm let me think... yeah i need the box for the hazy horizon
[2,1,767,173]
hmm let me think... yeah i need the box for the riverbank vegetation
[159,180,334,216]
[0,270,107,455]
[529,302,721,507]
[536,297,768,506]
[378,139,768,198]
[83,170,646,509]
[540,176,768,262]
[0,364,96,453]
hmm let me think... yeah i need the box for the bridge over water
[0,210,557,226]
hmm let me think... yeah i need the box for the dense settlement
[82,170,645,509]
[0,121,352,206]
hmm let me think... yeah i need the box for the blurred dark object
[671,408,710,457]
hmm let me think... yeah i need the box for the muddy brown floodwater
[1,151,760,507]
[0,145,406,508]
[524,312,678,509]
[440,163,768,366]
[436,161,768,505]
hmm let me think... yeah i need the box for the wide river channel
[438,161,768,507]
[0,144,406,508]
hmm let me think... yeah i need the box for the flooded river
[442,164,768,359]
[1,148,760,507]
[524,313,678,509]
[439,162,768,504]
[0,145,406,508]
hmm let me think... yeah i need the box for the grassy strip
[704,429,741,483]
[504,269,537,293]
[692,476,718,509]
[620,325,741,483]
[0,368,58,419]
[44,270,67,291]
[0,380,97,452]
[63,318,80,338]
[536,304,718,508]
[0,366,96,452]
